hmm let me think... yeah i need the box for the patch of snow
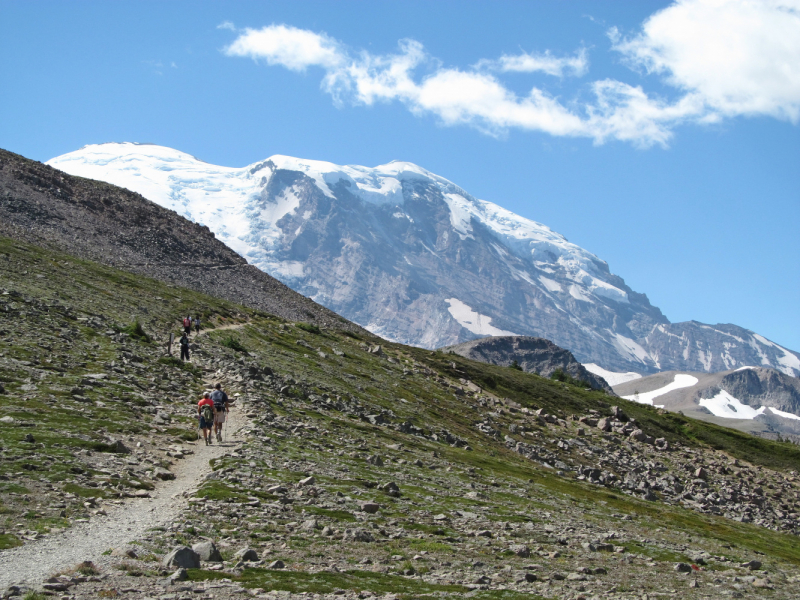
[583,363,642,386]
[765,407,800,421]
[538,276,562,293]
[753,333,800,375]
[699,390,765,420]
[610,333,651,365]
[568,285,592,302]
[444,298,518,337]
[734,366,757,372]
[623,373,698,405]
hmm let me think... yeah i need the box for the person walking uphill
[197,391,216,445]
[194,315,201,334]
[211,383,229,443]
[183,315,192,336]
[179,332,190,362]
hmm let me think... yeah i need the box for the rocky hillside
[3,235,800,598]
[613,367,800,437]
[441,336,614,393]
[47,142,800,377]
[0,148,361,333]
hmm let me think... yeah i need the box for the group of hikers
[197,382,231,445]
[178,315,201,361]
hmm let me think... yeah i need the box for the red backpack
[183,318,191,328]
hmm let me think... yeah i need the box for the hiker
[179,332,190,362]
[183,315,192,335]
[211,383,230,442]
[194,315,201,334]
[197,391,216,445]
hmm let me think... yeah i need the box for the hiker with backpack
[211,383,229,443]
[179,332,190,362]
[183,315,192,335]
[197,391,216,445]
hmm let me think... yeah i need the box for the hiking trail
[0,391,246,588]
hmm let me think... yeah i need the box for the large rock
[192,540,222,562]
[235,547,259,562]
[161,546,200,569]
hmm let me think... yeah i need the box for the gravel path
[0,406,244,588]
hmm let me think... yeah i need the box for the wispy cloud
[222,1,800,146]
[483,49,589,77]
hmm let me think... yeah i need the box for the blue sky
[1,0,799,352]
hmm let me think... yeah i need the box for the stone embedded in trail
[161,546,200,569]
[192,540,222,562]
[154,467,175,480]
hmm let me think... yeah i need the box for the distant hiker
[194,316,201,334]
[179,332,190,362]
[211,383,230,442]
[183,315,192,335]
[197,391,216,445]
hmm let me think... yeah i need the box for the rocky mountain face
[47,143,800,377]
[0,148,361,332]
[441,336,614,394]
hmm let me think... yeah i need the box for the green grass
[0,533,22,550]
[186,567,528,598]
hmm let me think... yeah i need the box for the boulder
[192,540,222,562]
[235,547,259,562]
[597,418,611,432]
[268,560,286,569]
[360,502,380,514]
[509,544,530,558]
[298,476,315,487]
[161,546,200,569]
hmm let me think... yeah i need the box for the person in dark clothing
[179,332,190,361]
[211,383,229,442]
[194,316,201,334]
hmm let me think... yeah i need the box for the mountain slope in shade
[47,143,800,376]
[613,367,800,436]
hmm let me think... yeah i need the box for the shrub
[122,319,150,342]
[222,336,248,353]
[509,360,523,371]
[550,368,582,386]
[296,322,321,335]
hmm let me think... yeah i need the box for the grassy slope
[2,234,800,598]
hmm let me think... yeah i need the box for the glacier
[47,142,800,377]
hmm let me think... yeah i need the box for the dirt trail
[0,404,245,588]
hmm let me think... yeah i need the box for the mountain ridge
[46,142,800,377]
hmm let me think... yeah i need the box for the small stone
[153,467,175,481]
[321,526,334,536]
[689,579,700,588]
[694,467,707,480]
[268,560,285,569]
[674,563,692,573]
[169,568,188,582]
[509,544,530,558]
[361,503,380,514]
[23,433,35,443]
[752,578,773,589]
[0,416,14,423]
[366,455,384,466]
[740,560,762,570]
[298,476,315,487]
[301,519,319,530]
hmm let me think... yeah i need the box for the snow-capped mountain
[48,143,800,376]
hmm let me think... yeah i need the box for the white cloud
[612,0,800,122]
[224,24,344,71]
[217,21,236,32]
[490,49,589,77]
[222,2,800,146]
